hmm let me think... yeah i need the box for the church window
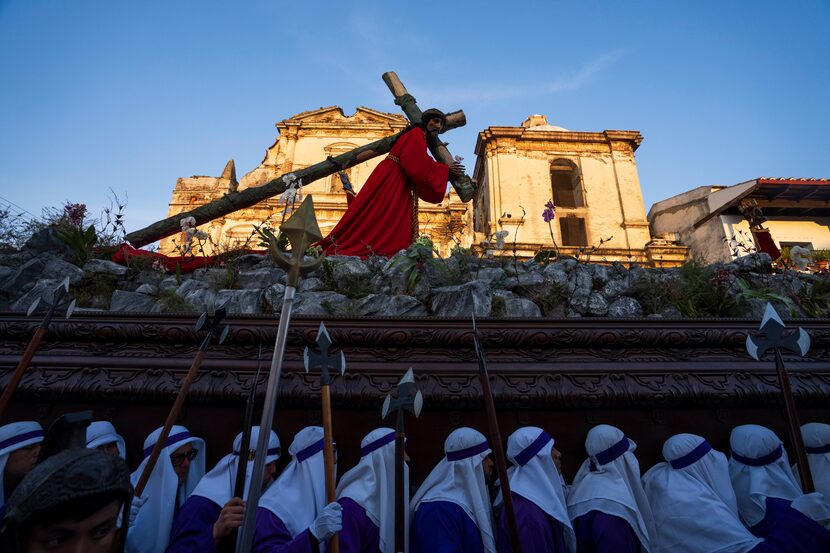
[560,216,588,247]
[550,160,584,208]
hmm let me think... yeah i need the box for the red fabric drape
[111,244,264,273]
[751,228,781,260]
[316,127,449,258]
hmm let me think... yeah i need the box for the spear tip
[759,302,784,331]
[399,367,415,385]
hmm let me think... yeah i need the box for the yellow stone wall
[472,115,684,264]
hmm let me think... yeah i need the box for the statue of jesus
[316,108,465,258]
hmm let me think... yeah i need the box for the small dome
[520,114,568,132]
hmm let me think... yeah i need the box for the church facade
[473,115,686,265]
[159,108,687,266]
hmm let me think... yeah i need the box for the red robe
[317,127,449,258]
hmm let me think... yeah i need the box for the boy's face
[96,442,120,458]
[6,444,41,483]
[23,499,122,553]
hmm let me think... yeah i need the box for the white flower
[494,230,509,250]
[180,216,196,230]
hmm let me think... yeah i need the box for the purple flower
[542,200,556,223]
[64,202,87,226]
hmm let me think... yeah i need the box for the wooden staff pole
[774,348,814,492]
[478,367,522,553]
[322,383,339,553]
[0,327,46,420]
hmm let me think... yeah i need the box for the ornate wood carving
[2,313,829,409]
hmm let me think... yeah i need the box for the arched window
[550,159,584,208]
[324,142,358,193]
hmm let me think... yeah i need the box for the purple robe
[253,508,318,553]
[497,493,568,553]
[748,497,793,538]
[166,495,220,552]
[338,497,381,553]
[411,500,485,553]
[573,511,640,553]
[749,502,830,553]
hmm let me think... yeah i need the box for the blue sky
[1,0,828,233]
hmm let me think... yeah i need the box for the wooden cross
[382,72,476,202]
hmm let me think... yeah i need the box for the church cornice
[475,127,644,156]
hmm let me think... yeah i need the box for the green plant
[157,289,193,313]
[69,272,120,308]
[518,280,567,316]
[391,236,435,293]
[672,259,739,317]
[798,277,830,317]
[812,249,830,262]
[733,277,796,315]
[57,224,97,265]
[254,223,289,251]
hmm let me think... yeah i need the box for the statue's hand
[449,161,466,178]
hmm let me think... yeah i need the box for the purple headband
[143,431,191,458]
[234,447,281,457]
[361,432,396,457]
[806,443,830,454]
[669,440,712,470]
[731,444,783,467]
[0,430,43,452]
[514,431,552,467]
[589,435,630,471]
[296,439,325,462]
[446,440,490,461]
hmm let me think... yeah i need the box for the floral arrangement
[56,203,97,264]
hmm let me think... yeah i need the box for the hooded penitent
[410,427,496,553]
[567,424,655,552]
[127,425,205,553]
[259,426,328,537]
[643,433,763,553]
[336,427,401,553]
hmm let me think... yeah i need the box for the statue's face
[24,498,122,553]
[426,117,444,134]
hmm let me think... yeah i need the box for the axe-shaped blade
[303,322,345,384]
[26,278,76,321]
[746,302,811,359]
[382,368,422,420]
[194,305,230,349]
